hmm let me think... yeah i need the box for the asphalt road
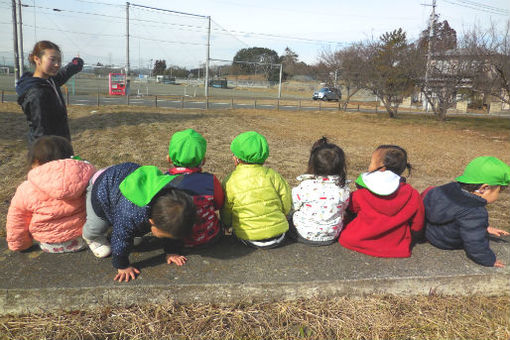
[3,93,510,118]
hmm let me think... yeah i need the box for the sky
[0,0,509,69]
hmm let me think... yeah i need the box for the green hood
[120,166,178,207]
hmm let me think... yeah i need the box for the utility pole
[17,0,24,76]
[278,64,282,99]
[423,0,436,112]
[11,0,19,85]
[125,2,130,76]
[205,16,210,98]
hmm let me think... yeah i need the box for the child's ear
[201,157,206,166]
[166,155,172,165]
[148,218,156,227]
[477,184,490,194]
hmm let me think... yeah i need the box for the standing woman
[16,41,84,145]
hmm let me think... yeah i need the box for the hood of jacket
[424,182,486,225]
[16,72,50,98]
[28,158,96,200]
[356,182,414,216]
[355,170,401,196]
[119,165,178,207]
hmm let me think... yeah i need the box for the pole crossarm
[129,3,209,19]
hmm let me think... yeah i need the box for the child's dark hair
[28,135,74,168]
[376,145,412,176]
[151,188,196,239]
[307,137,347,186]
[28,41,61,65]
[458,182,483,193]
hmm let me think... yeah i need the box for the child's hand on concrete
[487,226,510,237]
[494,260,505,268]
[114,266,140,282]
[166,254,187,266]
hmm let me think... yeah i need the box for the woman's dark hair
[151,188,196,239]
[28,41,61,65]
[28,135,74,167]
[307,137,347,186]
[376,145,412,176]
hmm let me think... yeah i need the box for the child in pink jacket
[6,135,96,253]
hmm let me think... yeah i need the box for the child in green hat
[82,162,196,282]
[222,131,292,248]
[164,129,224,255]
[423,156,510,267]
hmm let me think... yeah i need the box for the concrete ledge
[1,236,509,315]
[2,274,508,315]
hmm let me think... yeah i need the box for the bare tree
[418,50,473,120]
[463,21,510,107]
[320,43,367,110]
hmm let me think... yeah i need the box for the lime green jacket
[221,164,291,240]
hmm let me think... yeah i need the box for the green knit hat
[230,131,269,164]
[456,156,510,186]
[168,129,207,167]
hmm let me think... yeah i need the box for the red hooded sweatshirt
[339,182,425,258]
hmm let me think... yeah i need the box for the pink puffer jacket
[6,159,96,251]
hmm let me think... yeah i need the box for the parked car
[312,87,341,101]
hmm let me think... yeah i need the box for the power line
[442,0,509,15]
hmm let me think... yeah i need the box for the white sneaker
[133,237,143,247]
[83,236,111,258]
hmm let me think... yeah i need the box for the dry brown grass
[1,103,510,339]
[1,102,509,234]
[1,295,509,339]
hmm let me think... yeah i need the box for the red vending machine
[109,73,127,96]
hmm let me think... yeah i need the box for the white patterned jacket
[291,174,350,242]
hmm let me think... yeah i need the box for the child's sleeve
[291,184,304,211]
[410,192,425,232]
[220,176,233,228]
[212,175,225,210]
[6,185,34,251]
[459,210,496,266]
[348,191,360,214]
[271,170,292,215]
[110,212,145,269]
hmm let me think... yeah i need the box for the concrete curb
[2,274,509,315]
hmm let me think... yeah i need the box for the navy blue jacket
[16,58,83,144]
[424,182,495,266]
[91,162,176,269]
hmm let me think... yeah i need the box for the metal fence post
[375,104,378,113]
[181,96,184,109]
[298,100,301,111]
[155,95,158,107]
[1,90,3,103]
[206,97,209,110]
[254,99,257,109]
[127,94,130,106]
[319,101,322,111]
[231,97,234,110]
[96,90,100,107]
[66,91,70,106]
[277,99,279,111]
[357,104,360,112]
